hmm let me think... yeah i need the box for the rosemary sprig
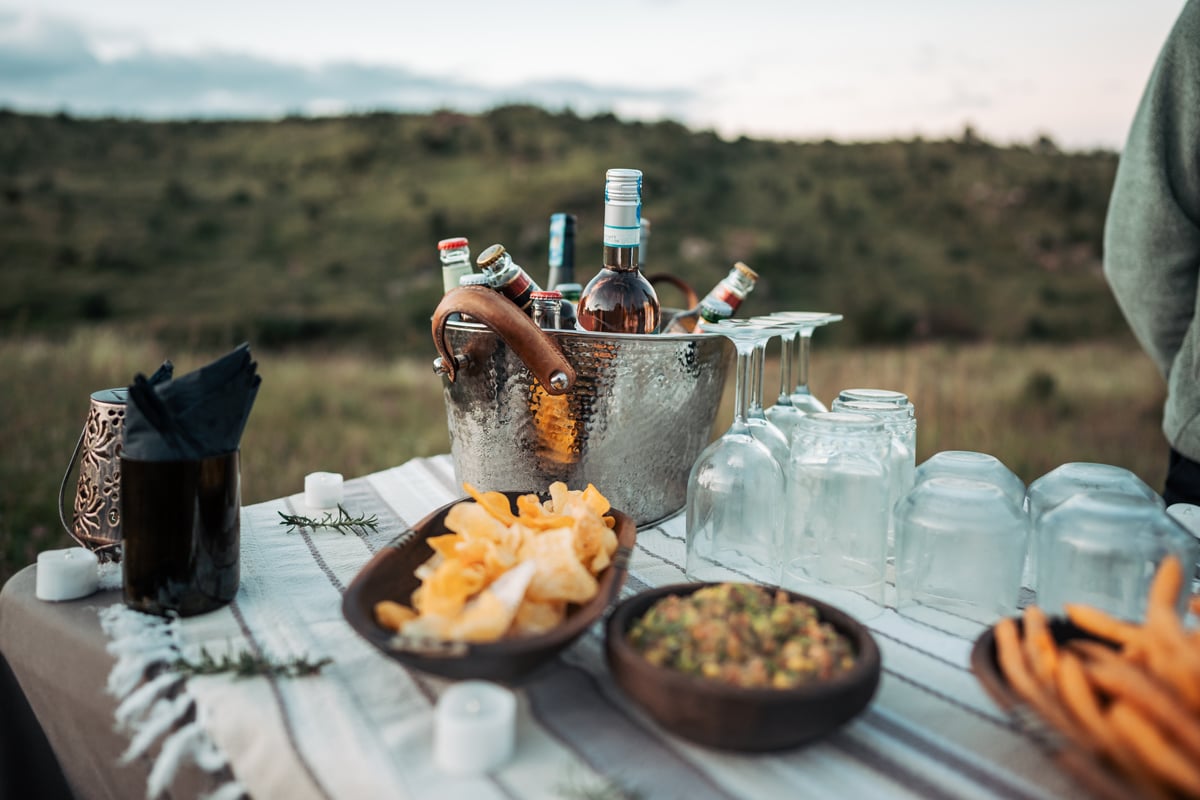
[173,646,332,679]
[278,504,380,535]
[554,766,645,800]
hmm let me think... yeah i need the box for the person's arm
[1103,0,1200,380]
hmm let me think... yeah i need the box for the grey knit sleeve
[1103,0,1200,380]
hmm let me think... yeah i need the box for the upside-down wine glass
[743,317,792,466]
[770,311,843,415]
[765,312,843,443]
[685,319,787,585]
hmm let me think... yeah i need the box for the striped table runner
[102,455,1085,800]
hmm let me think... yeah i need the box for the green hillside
[0,107,1127,352]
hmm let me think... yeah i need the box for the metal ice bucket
[432,286,732,525]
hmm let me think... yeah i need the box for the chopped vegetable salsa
[627,583,857,688]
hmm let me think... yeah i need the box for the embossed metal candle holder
[58,388,128,561]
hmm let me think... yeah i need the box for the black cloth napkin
[123,343,261,461]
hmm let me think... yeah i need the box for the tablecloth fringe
[98,605,244,800]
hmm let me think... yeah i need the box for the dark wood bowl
[604,582,882,751]
[342,491,636,685]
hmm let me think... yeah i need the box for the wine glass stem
[752,340,771,414]
[732,343,753,424]
[778,333,794,403]
[794,329,814,395]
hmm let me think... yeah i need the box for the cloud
[0,11,695,120]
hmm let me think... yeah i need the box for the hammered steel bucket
[432,286,732,525]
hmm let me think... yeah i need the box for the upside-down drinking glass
[685,319,787,585]
[782,411,891,620]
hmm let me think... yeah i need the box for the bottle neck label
[603,200,641,249]
[499,271,535,307]
[708,285,745,311]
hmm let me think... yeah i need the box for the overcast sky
[0,0,1188,149]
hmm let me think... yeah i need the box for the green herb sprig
[173,646,332,679]
[554,766,645,800]
[278,504,380,535]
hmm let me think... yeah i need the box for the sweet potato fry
[1080,649,1200,762]
[1108,700,1200,798]
[995,618,1088,749]
[1147,555,1183,616]
[1022,606,1059,685]
[1063,603,1142,646]
[1056,652,1172,800]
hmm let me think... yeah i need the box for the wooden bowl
[604,582,881,751]
[342,491,636,685]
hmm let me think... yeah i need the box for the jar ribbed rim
[797,411,886,435]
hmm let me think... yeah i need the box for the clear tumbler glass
[782,412,890,619]
[895,477,1029,625]
[1037,492,1200,620]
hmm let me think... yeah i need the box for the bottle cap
[438,237,470,250]
[476,244,506,269]
[733,262,759,281]
[459,274,490,287]
[530,290,563,301]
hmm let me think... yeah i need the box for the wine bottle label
[603,196,641,248]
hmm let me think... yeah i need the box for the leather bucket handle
[431,286,576,395]
[646,273,699,311]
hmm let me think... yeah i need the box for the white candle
[36,547,100,601]
[434,681,517,775]
[304,471,344,509]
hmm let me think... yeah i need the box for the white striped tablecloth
[104,455,1085,800]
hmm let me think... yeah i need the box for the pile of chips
[375,482,618,642]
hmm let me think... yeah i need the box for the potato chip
[374,600,418,632]
[463,482,517,526]
[385,482,617,643]
[448,590,517,642]
[519,526,599,604]
[510,598,567,637]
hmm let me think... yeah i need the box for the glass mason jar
[783,411,890,619]
[830,398,916,556]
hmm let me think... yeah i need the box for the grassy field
[0,330,1166,583]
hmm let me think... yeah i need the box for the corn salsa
[627,583,857,688]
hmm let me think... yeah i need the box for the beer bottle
[577,168,660,334]
[477,243,541,314]
[693,298,734,332]
[664,262,758,333]
[546,213,577,291]
[438,237,474,294]
[531,290,564,330]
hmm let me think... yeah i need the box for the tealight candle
[434,681,517,775]
[36,547,100,601]
[304,471,344,509]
